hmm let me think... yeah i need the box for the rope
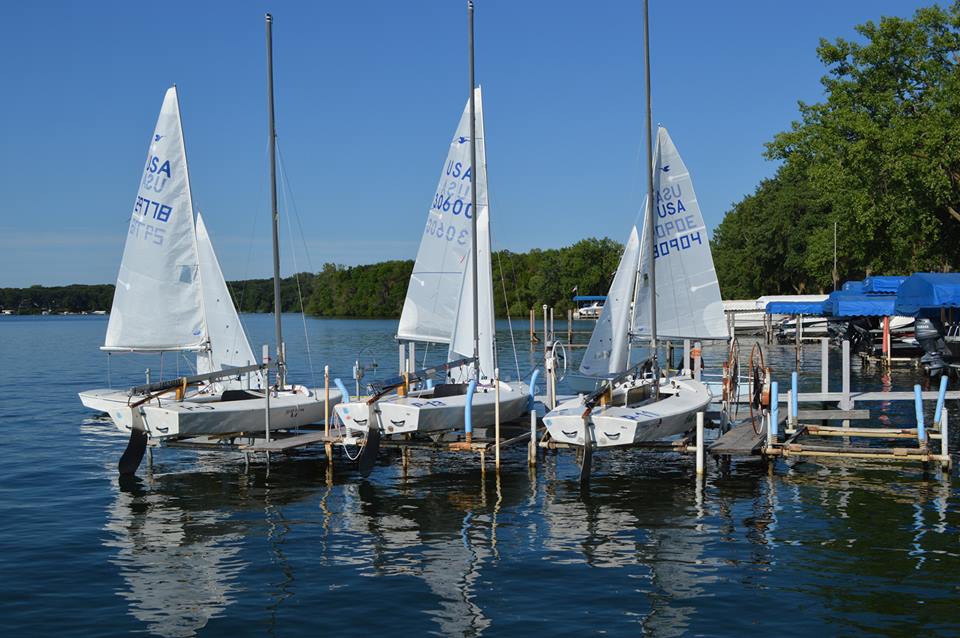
[275,139,317,389]
[497,250,522,382]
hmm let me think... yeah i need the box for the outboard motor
[914,317,951,377]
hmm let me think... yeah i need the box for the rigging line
[275,140,317,273]
[484,173,522,382]
[497,250,521,381]
[276,139,317,389]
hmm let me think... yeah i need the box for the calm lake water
[1,314,958,636]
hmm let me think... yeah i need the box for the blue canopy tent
[572,295,606,302]
[828,291,897,317]
[841,280,866,293]
[765,300,829,315]
[894,273,960,316]
[863,275,906,294]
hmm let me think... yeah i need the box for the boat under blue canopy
[894,273,960,315]
[841,280,865,293]
[765,300,829,315]
[862,275,906,294]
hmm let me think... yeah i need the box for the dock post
[683,339,691,374]
[821,338,829,394]
[696,411,704,476]
[567,308,572,344]
[693,341,702,381]
[791,371,798,426]
[528,409,537,467]
[915,384,926,444]
[666,341,674,373]
[398,342,406,375]
[542,304,549,356]
[786,389,795,433]
[934,374,949,425]
[841,340,851,413]
[324,365,333,464]
[940,408,950,472]
[769,381,779,449]
[530,308,535,345]
[495,368,501,471]
[408,342,416,376]
[550,307,555,344]
[882,316,891,370]
[263,344,271,444]
[465,378,477,444]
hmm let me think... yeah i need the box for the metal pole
[567,308,572,343]
[642,0,659,388]
[467,0,480,375]
[529,409,537,466]
[841,339,851,418]
[695,411,704,476]
[542,304,549,356]
[530,308,535,344]
[265,13,285,387]
[263,344,271,443]
[941,408,950,472]
[495,367,501,470]
[821,337,829,394]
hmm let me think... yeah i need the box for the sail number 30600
[424,218,469,245]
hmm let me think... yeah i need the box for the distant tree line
[3,237,624,318]
[712,3,960,298]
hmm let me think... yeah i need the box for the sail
[633,127,728,340]
[397,90,480,346]
[195,213,263,390]
[447,89,496,381]
[580,225,640,376]
[104,87,206,352]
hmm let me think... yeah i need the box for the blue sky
[0,0,935,287]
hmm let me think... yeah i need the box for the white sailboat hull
[543,376,711,449]
[79,386,340,440]
[335,382,528,437]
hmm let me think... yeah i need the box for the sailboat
[80,16,339,473]
[335,4,527,444]
[336,87,528,440]
[543,126,727,452]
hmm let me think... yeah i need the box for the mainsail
[580,226,640,376]
[104,86,206,352]
[397,90,481,346]
[195,213,262,390]
[633,127,727,340]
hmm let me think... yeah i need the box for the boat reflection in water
[104,472,246,637]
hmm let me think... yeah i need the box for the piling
[528,410,537,467]
[821,338,829,394]
[941,408,950,472]
[263,344,271,444]
[914,384,926,443]
[695,411,704,476]
[529,309,535,344]
[494,368,501,470]
[567,308,573,343]
[324,365,332,463]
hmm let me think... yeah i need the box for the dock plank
[241,431,338,452]
[709,423,765,456]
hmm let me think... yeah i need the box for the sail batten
[104,87,207,352]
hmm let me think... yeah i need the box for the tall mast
[642,0,659,383]
[467,0,480,375]
[266,13,284,386]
